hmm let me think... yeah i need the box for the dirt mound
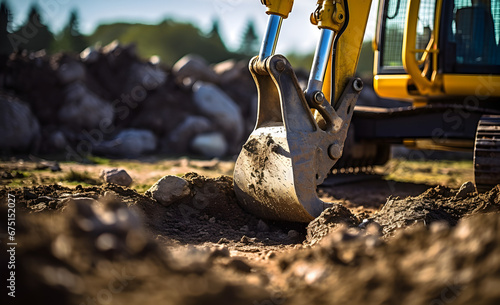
[278,211,500,305]
[3,176,500,304]
[306,203,360,245]
[306,184,500,244]
[1,172,302,246]
[372,185,500,237]
[0,195,270,305]
[140,172,297,245]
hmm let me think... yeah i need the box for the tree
[56,9,87,52]
[208,19,225,48]
[0,1,13,55]
[239,20,259,56]
[11,5,55,52]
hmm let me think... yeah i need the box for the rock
[455,181,476,199]
[192,82,244,145]
[146,175,191,207]
[168,116,214,153]
[0,95,41,152]
[80,47,100,63]
[94,129,157,157]
[190,132,228,158]
[257,220,270,232]
[48,130,68,151]
[288,230,300,239]
[172,54,219,84]
[217,237,229,244]
[127,62,167,91]
[100,168,133,187]
[58,82,114,131]
[240,235,256,244]
[266,251,276,260]
[212,59,243,84]
[57,61,86,84]
[149,55,161,65]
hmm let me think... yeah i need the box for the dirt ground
[2,156,500,305]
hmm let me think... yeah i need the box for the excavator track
[474,115,500,192]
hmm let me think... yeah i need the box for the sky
[7,0,379,54]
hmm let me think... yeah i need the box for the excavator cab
[369,0,500,190]
[374,0,500,99]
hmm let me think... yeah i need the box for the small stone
[266,251,276,260]
[288,230,300,239]
[240,235,256,244]
[365,222,382,236]
[257,219,269,232]
[101,191,118,201]
[455,181,476,199]
[146,175,191,207]
[217,238,229,244]
[36,196,54,203]
[100,168,133,187]
[24,190,37,200]
[430,221,450,234]
[239,225,249,233]
[209,217,216,224]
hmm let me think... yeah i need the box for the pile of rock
[0,42,257,159]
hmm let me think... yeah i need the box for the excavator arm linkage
[234,0,373,222]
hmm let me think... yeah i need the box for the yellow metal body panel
[373,74,413,100]
[442,75,500,97]
[328,0,373,104]
[403,139,474,152]
[374,74,500,100]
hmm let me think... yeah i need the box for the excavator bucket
[234,55,363,222]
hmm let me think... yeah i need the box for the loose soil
[2,158,499,305]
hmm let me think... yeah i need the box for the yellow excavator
[234,0,500,222]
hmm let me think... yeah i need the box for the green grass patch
[87,156,112,165]
[131,183,151,194]
[384,159,473,188]
[64,169,100,185]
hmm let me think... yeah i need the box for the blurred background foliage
[0,1,374,75]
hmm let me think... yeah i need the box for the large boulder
[58,82,114,131]
[57,61,86,85]
[212,59,243,84]
[80,47,100,63]
[190,132,228,158]
[167,116,214,153]
[172,54,219,84]
[0,95,41,152]
[94,129,157,157]
[192,82,244,148]
[126,62,167,92]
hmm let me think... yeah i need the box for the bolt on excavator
[234,0,500,222]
